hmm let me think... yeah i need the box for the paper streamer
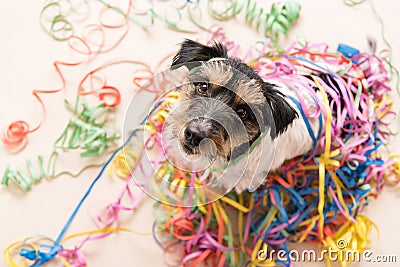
[2,96,118,191]
[146,41,399,267]
[2,0,134,152]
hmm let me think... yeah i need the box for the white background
[0,1,399,266]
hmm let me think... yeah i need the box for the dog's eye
[237,108,247,118]
[194,82,208,95]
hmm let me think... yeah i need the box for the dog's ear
[262,82,298,138]
[171,39,228,70]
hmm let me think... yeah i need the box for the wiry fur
[166,40,315,193]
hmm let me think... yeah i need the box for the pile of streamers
[3,0,400,267]
[140,41,400,266]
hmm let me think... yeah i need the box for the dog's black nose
[184,126,207,146]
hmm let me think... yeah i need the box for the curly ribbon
[2,96,118,191]
[3,0,302,152]
[99,0,301,38]
[3,102,159,266]
[2,0,136,152]
[147,40,399,267]
[4,226,156,267]
[109,146,141,178]
[1,80,63,152]
[2,153,57,191]
[55,98,119,157]
[323,215,377,267]
[96,0,196,33]
[207,0,301,38]
[40,0,90,41]
[1,151,112,192]
[4,236,63,267]
[312,75,338,240]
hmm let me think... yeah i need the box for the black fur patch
[171,39,228,70]
[225,58,298,138]
[261,83,299,138]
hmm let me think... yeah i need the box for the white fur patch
[203,62,233,86]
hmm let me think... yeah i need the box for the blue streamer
[20,103,161,267]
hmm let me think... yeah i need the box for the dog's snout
[184,125,208,146]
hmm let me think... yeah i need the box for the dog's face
[166,40,298,166]
[170,61,268,162]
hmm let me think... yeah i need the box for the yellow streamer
[312,75,336,239]
[323,215,378,267]
[220,195,254,213]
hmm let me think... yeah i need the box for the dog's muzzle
[184,124,208,147]
[181,118,225,156]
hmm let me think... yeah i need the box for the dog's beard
[162,123,224,172]
[162,111,259,175]
[162,120,277,193]
[162,99,244,171]
[182,138,218,166]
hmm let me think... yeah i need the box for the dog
[164,39,324,193]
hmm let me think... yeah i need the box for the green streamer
[208,0,301,38]
[2,153,57,191]
[55,98,119,157]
